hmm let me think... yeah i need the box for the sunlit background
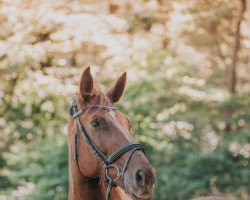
[0,0,249,199]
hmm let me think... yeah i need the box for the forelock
[76,84,112,106]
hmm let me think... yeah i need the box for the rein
[70,99,144,200]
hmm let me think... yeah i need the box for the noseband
[70,99,144,200]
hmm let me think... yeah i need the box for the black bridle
[70,98,144,200]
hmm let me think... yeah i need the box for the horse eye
[91,119,101,128]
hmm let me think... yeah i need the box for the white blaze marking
[108,109,116,120]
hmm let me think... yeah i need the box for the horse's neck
[68,161,102,200]
[68,153,130,200]
[68,166,132,200]
[100,181,132,200]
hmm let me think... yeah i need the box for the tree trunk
[225,0,246,132]
[228,0,246,94]
[246,0,250,68]
[247,0,250,34]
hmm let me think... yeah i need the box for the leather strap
[73,105,117,119]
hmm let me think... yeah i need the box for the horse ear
[79,66,93,102]
[106,72,126,104]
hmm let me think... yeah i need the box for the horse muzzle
[124,164,156,199]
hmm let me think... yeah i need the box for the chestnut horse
[67,67,155,200]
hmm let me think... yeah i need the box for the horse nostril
[135,170,145,187]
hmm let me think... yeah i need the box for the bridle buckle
[105,164,120,182]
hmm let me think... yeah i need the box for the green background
[0,0,249,199]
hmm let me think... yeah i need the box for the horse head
[68,67,155,199]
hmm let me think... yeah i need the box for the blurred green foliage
[0,0,249,200]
